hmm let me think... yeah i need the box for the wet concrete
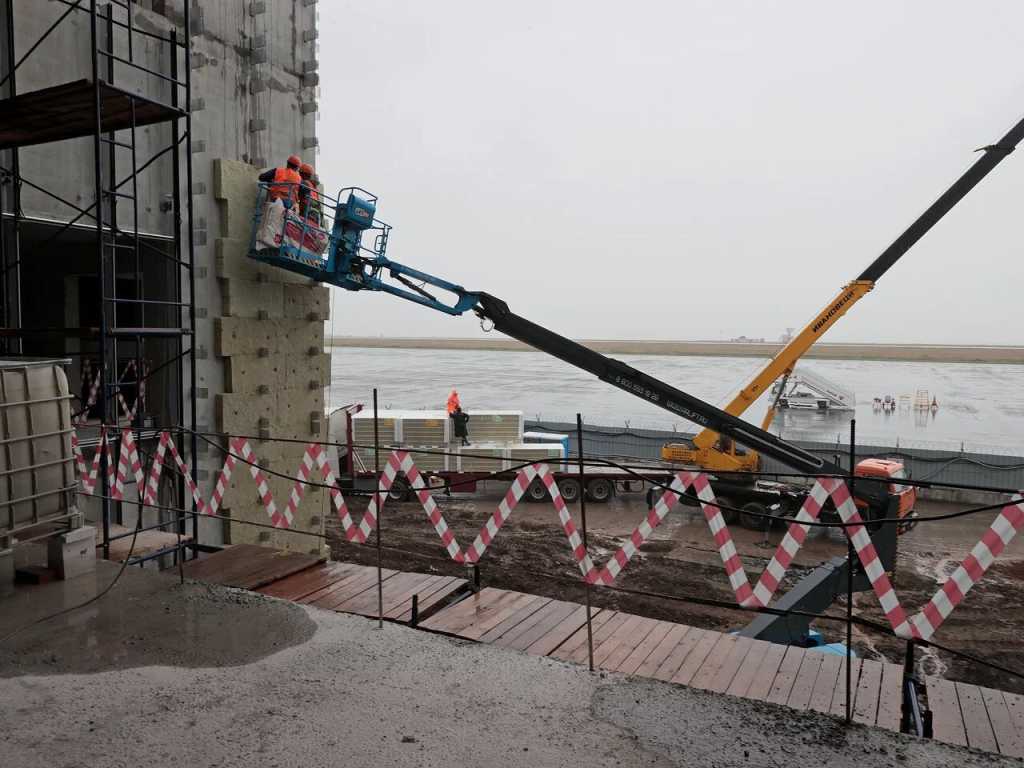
[0,562,316,676]
[0,565,1017,766]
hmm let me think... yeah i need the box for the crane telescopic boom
[679,111,1024,469]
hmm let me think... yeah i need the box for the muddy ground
[328,485,1024,694]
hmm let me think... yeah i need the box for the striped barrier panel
[71,429,1024,641]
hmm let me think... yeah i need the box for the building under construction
[3,6,1024,766]
[0,0,326,559]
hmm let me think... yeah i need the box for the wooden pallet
[926,676,1024,757]
[99,524,192,564]
[421,586,902,732]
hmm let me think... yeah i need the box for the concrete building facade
[0,1,324,552]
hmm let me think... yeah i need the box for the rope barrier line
[71,426,1024,643]
[170,426,1023,495]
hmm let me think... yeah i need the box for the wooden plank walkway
[181,544,324,591]
[926,676,1024,757]
[181,545,468,624]
[419,586,902,732]
[183,550,1024,756]
[259,561,467,622]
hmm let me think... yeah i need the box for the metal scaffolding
[0,0,198,564]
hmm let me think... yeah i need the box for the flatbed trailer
[335,403,814,524]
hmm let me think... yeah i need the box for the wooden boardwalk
[183,547,1024,756]
[181,543,324,591]
[421,587,902,732]
[256,561,467,623]
[926,676,1024,757]
[183,545,467,624]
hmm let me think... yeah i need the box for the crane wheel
[525,478,549,503]
[740,502,771,531]
[586,478,613,503]
[557,478,581,503]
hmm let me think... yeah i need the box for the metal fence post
[846,418,856,725]
[577,413,595,672]
[902,639,916,732]
[374,388,383,629]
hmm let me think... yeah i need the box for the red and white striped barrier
[79,359,146,423]
[71,430,1024,641]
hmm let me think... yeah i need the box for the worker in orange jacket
[259,155,302,206]
[446,389,460,415]
[298,163,322,225]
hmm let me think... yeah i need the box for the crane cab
[661,436,761,472]
[854,458,916,531]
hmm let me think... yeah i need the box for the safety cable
[175,423,1023,497]
[102,426,1023,531]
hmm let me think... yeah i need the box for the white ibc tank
[0,359,77,537]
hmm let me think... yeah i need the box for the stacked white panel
[468,412,523,443]
[457,445,507,473]
[401,415,449,445]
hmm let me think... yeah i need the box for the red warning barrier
[72,429,1024,641]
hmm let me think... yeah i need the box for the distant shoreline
[326,337,1024,364]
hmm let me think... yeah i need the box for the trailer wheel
[525,477,549,503]
[387,478,411,503]
[586,477,613,503]
[715,496,739,525]
[557,477,581,503]
[740,502,771,531]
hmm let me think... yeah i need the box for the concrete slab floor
[0,565,1014,768]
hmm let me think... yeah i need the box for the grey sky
[317,1,1023,344]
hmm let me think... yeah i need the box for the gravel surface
[0,566,1016,767]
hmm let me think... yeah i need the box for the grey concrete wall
[2,1,320,547]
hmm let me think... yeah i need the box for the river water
[327,347,1024,454]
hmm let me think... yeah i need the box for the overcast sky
[316,1,1023,344]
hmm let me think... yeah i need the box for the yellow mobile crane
[661,123,1021,474]
[661,278,874,471]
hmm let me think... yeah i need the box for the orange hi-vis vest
[301,181,322,218]
[447,392,460,414]
[268,166,301,201]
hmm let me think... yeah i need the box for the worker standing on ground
[259,155,302,206]
[446,389,460,415]
[298,163,322,225]
[451,405,470,446]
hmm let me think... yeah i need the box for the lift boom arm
[250,179,902,644]
[691,110,1024,452]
